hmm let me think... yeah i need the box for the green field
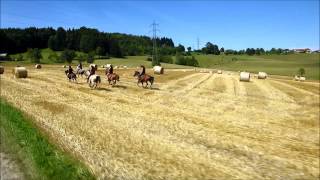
[6,49,320,80]
[194,53,320,80]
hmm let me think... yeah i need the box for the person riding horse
[139,65,145,78]
[77,62,83,70]
[67,65,74,75]
[87,66,96,82]
[107,64,113,75]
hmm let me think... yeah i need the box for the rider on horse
[67,65,74,75]
[77,62,83,70]
[87,66,96,82]
[139,65,145,78]
[108,64,113,75]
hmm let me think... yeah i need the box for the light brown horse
[106,73,120,85]
[133,71,154,88]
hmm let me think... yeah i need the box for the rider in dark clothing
[68,65,74,75]
[108,65,113,74]
[87,67,96,82]
[139,65,145,78]
[78,62,82,70]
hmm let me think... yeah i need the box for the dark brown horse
[65,69,77,82]
[133,71,154,88]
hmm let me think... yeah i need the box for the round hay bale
[0,66,4,74]
[299,76,306,81]
[35,64,42,69]
[114,66,119,69]
[240,72,250,82]
[217,70,222,74]
[294,75,300,81]
[258,72,267,79]
[153,66,164,74]
[62,65,66,68]
[101,65,105,68]
[13,67,28,78]
[123,66,127,69]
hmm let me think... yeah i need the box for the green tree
[176,44,185,53]
[60,49,76,64]
[220,47,224,53]
[298,68,305,76]
[95,46,105,58]
[27,48,42,63]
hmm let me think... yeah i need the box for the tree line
[0,27,175,57]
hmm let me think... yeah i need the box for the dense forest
[0,27,175,57]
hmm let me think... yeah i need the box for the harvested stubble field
[1,65,319,179]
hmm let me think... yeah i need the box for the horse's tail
[149,76,154,85]
[97,76,101,83]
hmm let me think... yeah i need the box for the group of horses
[64,65,154,89]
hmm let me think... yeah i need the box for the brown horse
[106,73,120,85]
[133,71,154,88]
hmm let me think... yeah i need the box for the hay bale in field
[62,65,66,68]
[258,72,267,79]
[35,64,42,69]
[299,76,306,81]
[217,70,222,74]
[123,66,127,69]
[13,67,28,78]
[114,66,119,69]
[239,72,250,82]
[0,66,4,74]
[153,66,164,74]
[294,75,300,81]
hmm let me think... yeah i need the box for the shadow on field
[96,87,111,91]
[111,85,127,89]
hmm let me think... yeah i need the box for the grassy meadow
[6,49,320,80]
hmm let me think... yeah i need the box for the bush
[17,54,24,61]
[48,52,61,63]
[60,50,76,64]
[175,52,186,65]
[186,56,199,67]
[86,52,95,64]
[160,55,173,64]
[146,56,152,61]
[298,68,305,76]
[27,48,42,63]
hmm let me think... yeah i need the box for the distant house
[293,48,311,53]
[0,53,9,60]
[312,50,320,53]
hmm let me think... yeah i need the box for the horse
[133,71,154,88]
[65,69,77,82]
[88,75,101,89]
[106,73,120,85]
[76,68,86,77]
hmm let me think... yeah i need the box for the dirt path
[0,152,25,180]
[0,66,319,179]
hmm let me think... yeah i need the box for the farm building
[293,48,311,53]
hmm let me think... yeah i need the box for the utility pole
[150,21,159,66]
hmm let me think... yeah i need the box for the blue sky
[1,0,319,50]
